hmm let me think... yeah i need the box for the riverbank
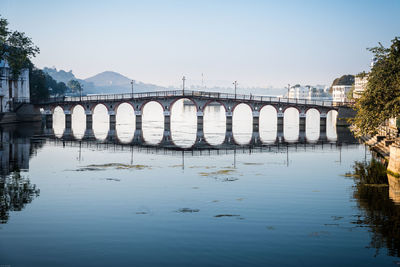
[0,104,42,124]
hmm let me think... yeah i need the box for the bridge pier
[253,111,259,133]
[135,111,142,131]
[45,113,53,129]
[320,114,327,133]
[86,112,93,129]
[164,111,171,132]
[65,110,72,129]
[197,111,204,132]
[299,114,306,132]
[224,130,234,145]
[83,128,95,141]
[299,130,306,143]
[109,111,116,130]
[277,113,284,133]
[226,112,233,132]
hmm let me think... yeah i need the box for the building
[353,75,368,99]
[288,85,309,99]
[332,85,352,103]
[0,60,30,113]
[288,84,331,100]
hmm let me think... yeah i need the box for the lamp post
[287,84,290,99]
[233,81,237,99]
[131,80,134,97]
[182,76,186,95]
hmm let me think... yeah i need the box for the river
[1,100,399,266]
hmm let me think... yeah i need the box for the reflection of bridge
[39,90,350,138]
[42,123,357,152]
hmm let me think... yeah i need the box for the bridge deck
[38,90,348,108]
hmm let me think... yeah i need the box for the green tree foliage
[329,74,355,94]
[29,62,68,101]
[67,80,83,95]
[0,15,39,79]
[353,37,400,135]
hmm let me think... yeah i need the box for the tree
[0,15,39,79]
[67,80,82,95]
[353,37,400,135]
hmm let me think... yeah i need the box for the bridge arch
[305,108,320,142]
[232,103,253,145]
[140,100,165,112]
[232,102,253,112]
[169,97,199,113]
[282,105,301,114]
[114,101,135,114]
[142,101,164,145]
[202,100,228,112]
[71,105,86,139]
[283,107,300,142]
[259,105,278,143]
[203,100,227,146]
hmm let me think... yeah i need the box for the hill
[85,71,131,87]
[331,74,355,86]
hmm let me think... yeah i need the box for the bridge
[38,90,351,145]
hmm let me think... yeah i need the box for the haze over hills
[43,67,290,96]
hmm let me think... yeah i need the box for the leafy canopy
[353,37,400,135]
[0,15,39,79]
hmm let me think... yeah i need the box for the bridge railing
[36,89,352,107]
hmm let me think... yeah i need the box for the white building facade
[332,85,352,103]
[353,75,368,99]
[0,60,30,113]
[288,85,331,101]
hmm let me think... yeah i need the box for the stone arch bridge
[38,90,350,144]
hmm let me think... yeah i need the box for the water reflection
[350,159,400,257]
[0,124,41,224]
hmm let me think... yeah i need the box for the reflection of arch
[115,102,135,114]
[170,98,198,112]
[140,100,165,111]
[232,102,253,112]
[203,100,227,112]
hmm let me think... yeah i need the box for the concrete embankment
[0,104,41,124]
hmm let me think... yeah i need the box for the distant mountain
[43,67,76,84]
[85,71,131,87]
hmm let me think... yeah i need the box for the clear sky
[1,0,399,88]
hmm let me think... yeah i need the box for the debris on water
[105,178,121,182]
[190,166,216,169]
[76,163,150,171]
[211,200,219,203]
[308,231,330,237]
[169,164,183,168]
[222,177,238,182]
[243,162,264,166]
[135,211,148,215]
[214,214,240,218]
[324,223,339,226]
[199,169,236,177]
[331,216,344,221]
[266,226,276,230]
[312,190,320,192]
[177,208,200,213]
[192,187,199,189]
[236,198,245,201]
